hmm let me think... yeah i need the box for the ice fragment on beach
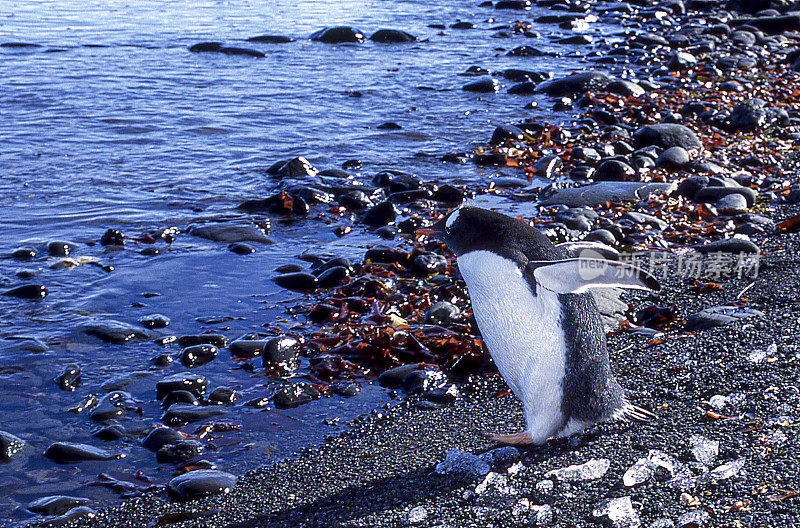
[532,504,554,526]
[706,395,730,411]
[408,506,428,525]
[435,448,490,480]
[545,458,610,482]
[536,479,555,493]
[676,510,710,527]
[689,435,719,466]
[592,496,640,528]
[475,472,516,495]
[623,458,656,487]
[706,458,745,481]
[748,343,776,363]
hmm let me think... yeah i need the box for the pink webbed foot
[485,431,534,446]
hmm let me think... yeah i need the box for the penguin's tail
[614,403,656,422]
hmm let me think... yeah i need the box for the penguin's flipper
[528,258,660,294]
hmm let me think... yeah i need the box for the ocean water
[0,0,617,522]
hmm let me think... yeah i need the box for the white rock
[545,458,610,482]
[707,458,745,481]
[689,435,719,466]
[474,472,516,496]
[706,395,730,411]
[408,506,428,525]
[532,504,554,526]
[623,458,655,487]
[677,510,710,527]
[592,496,641,528]
[748,342,777,363]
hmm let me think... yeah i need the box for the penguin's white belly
[458,250,567,442]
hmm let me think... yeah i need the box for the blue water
[0,0,620,522]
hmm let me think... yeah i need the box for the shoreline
[20,0,800,526]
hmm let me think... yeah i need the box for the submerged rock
[3,284,48,300]
[0,430,25,462]
[189,223,273,244]
[540,182,675,207]
[161,405,226,426]
[56,364,81,391]
[168,469,237,500]
[43,442,122,463]
[142,426,185,452]
[156,373,210,399]
[310,26,365,43]
[28,496,92,516]
[369,29,416,43]
[272,383,320,408]
[82,320,154,344]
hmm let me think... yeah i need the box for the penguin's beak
[415,216,447,238]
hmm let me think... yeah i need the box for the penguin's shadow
[228,439,583,528]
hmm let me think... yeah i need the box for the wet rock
[138,314,170,329]
[412,252,447,276]
[142,426,185,452]
[594,160,636,181]
[540,182,675,207]
[339,190,373,210]
[728,97,785,131]
[316,266,350,288]
[545,458,610,482]
[490,124,525,145]
[592,497,640,528]
[507,45,543,56]
[189,223,273,244]
[10,247,36,260]
[734,14,800,35]
[42,505,95,526]
[378,363,424,388]
[56,364,81,391]
[162,390,199,409]
[92,424,126,441]
[229,333,269,358]
[536,71,611,97]
[189,42,223,52]
[435,448,490,480]
[229,242,256,255]
[633,124,702,150]
[451,21,476,29]
[424,301,460,327]
[82,320,154,344]
[362,201,398,227]
[178,334,226,348]
[238,192,309,215]
[156,373,209,399]
[403,369,446,394]
[0,431,25,462]
[89,399,123,422]
[208,386,238,405]
[43,442,122,463]
[274,272,318,292]
[496,0,531,8]
[181,344,218,368]
[462,77,500,93]
[47,240,77,257]
[275,264,303,274]
[507,81,536,94]
[668,51,697,70]
[157,440,203,463]
[606,80,645,97]
[246,34,294,43]
[100,229,125,247]
[162,405,226,426]
[28,496,92,516]
[3,284,48,300]
[310,26,365,44]
[167,469,237,500]
[369,29,416,43]
[262,336,301,373]
[695,238,759,253]
[272,383,320,408]
[685,306,762,330]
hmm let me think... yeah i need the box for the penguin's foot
[485,432,533,446]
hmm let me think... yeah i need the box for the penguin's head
[417,206,514,256]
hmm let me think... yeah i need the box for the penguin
[417,206,658,446]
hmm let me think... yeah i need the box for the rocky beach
[2,0,800,526]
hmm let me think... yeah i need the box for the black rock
[272,383,320,408]
[100,229,125,246]
[403,369,446,394]
[633,123,702,150]
[317,266,350,288]
[451,21,476,29]
[507,81,536,94]
[262,337,301,374]
[535,71,611,97]
[362,201,398,227]
[369,29,416,43]
[728,98,783,132]
[152,353,174,367]
[275,264,304,274]
[181,345,218,368]
[162,390,199,409]
[374,171,420,193]
[167,469,237,500]
[585,229,616,245]
[695,238,759,254]
[43,442,120,463]
[246,35,294,43]
[229,242,256,255]
[668,51,697,70]
[189,42,222,52]
[92,424,126,441]
[506,45,543,56]
[177,334,227,348]
[208,386,238,405]
[433,184,467,204]
[594,160,636,181]
[89,400,123,422]
[339,190,373,210]
[47,240,77,256]
[424,301,461,327]
[656,146,690,170]
[310,26,365,43]
[490,124,525,145]
[733,14,800,35]
[138,314,170,329]
[156,373,209,399]
[28,496,92,516]
[161,405,226,426]
[142,426,185,452]
[3,284,47,300]
[677,174,709,198]
[10,247,36,260]
[57,364,81,391]
[82,320,154,344]
[694,186,756,207]
[378,363,424,388]
[413,252,448,276]
[274,272,318,292]
[495,0,531,8]
[0,430,25,462]
[157,440,203,463]
[217,46,265,57]
[462,77,500,93]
